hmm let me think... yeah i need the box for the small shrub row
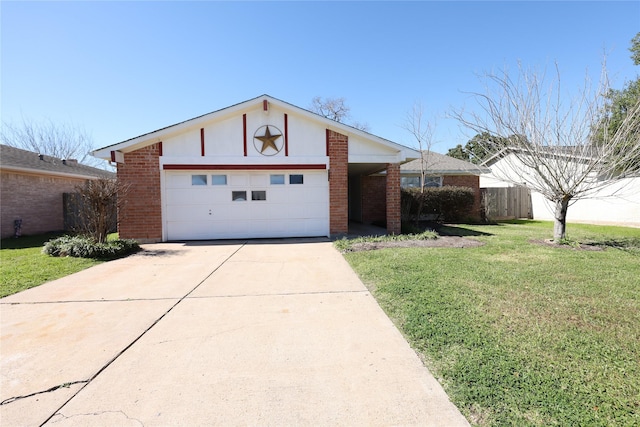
[43,235,140,260]
[401,186,475,222]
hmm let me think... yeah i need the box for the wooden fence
[481,186,533,220]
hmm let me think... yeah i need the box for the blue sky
[2,1,639,156]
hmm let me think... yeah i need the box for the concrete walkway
[1,239,469,426]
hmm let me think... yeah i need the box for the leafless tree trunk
[402,102,437,223]
[1,118,110,169]
[453,62,640,241]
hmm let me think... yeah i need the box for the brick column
[328,130,349,235]
[386,163,401,235]
[117,143,162,242]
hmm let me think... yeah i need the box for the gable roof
[481,146,597,167]
[0,144,115,179]
[92,94,418,161]
[401,151,491,175]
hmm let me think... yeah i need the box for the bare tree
[1,118,110,169]
[453,62,640,241]
[401,102,438,221]
[71,178,129,243]
[309,96,370,131]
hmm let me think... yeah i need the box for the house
[92,95,420,242]
[0,144,115,239]
[480,149,640,227]
[398,151,491,220]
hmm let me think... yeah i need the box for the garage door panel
[164,170,328,240]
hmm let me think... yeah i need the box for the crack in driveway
[3,243,247,426]
[0,380,89,405]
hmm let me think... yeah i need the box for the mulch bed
[349,236,485,252]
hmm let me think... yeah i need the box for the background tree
[594,32,640,159]
[453,60,640,242]
[446,131,505,164]
[401,102,437,222]
[0,118,110,169]
[309,96,370,131]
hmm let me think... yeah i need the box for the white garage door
[164,170,329,240]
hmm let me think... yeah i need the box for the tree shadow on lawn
[432,224,494,237]
[0,232,65,250]
[586,237,640,255]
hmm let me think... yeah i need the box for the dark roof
[0,144,115,179]
[401,151,490,175]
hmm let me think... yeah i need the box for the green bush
[402,186,475,222]
[43,235,140,260]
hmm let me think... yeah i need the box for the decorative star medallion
[253,125,283,155]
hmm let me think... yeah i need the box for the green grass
[1,233,102,298]
[343,220,640,426]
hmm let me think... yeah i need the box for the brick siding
[1,171,87,238]
[117,143,162,242]
[361,176,386,225]
[328,130,349,235]
[385,163,401,234]
[442,175,482,220]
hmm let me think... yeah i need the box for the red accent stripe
[163,164,326,171]
[263,100,268,111]
[325,129,330,156]
[158,141,163,156]
[200,128,205,156]
[284,114,289,157]
[110,151,116,162]
[243,114,247,156]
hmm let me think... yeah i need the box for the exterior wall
[442,175,482,220]
[386,163,401,234]
[529,181,640,227]
[481,155,640,227]
[0,170,87,238]
[328,130,349,235]
[361,176,386,225]
[118,143,163,242]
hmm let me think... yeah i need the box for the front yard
[343,221,640,426]
[0,233,102,298]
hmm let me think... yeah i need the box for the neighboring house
[480,149,640,227]
[398,151,491,220]
[92,95,419,242]
[0,144,115,239]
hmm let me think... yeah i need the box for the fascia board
[1,165,104,180]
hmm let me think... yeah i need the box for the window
[270,174,285,185]
[211,175,227,185]
[400,176,420,189]
[424,176,442,188]
[191,175,207,185]
[232,191,247,201]
[289,174,304,184]
[400,176,442,189]
[251,190,266,201]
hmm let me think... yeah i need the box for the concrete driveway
[1,239,469,426]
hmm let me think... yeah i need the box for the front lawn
[343,221,640,426]
[0,233,102,298]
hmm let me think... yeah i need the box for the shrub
[401,186,475,222]
[43,235,140,260]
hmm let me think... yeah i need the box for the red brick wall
[328,130,348,235]
[361,176,386,225]
[1,171,89,238]
[386,163,401,234]
[117,144,162,242]
[442,175,482,220]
